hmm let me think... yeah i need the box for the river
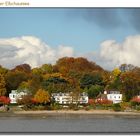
[0,113,140,134]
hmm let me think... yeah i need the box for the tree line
[0,57,140,103]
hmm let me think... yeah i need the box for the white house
[9,90,28,103]
[106,90,122,104]
[52,92,88,105]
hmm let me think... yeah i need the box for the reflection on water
[0,114,140,133]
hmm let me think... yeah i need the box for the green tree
[87,85,104,99]
[80,73,103,89]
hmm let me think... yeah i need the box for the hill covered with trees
[0,57,140,103]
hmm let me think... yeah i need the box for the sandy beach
[13,110,140,116]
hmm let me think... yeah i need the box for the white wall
[107,94,122,104]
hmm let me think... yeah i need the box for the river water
[0,114,140,134]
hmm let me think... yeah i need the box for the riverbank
[13,110,140,116]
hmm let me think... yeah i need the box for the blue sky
[0,8,139,53]
[0,8,140,69]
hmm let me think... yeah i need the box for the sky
[0,8,140,70]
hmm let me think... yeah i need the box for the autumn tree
[120,71,140,101]
[17,95,33,106]
[40,64,53,74]
[5,71,29,94]
[55,57,104,77]
[0,65,8,75]
[0,96,10,105]
[12,64,31,74]
[34,89,50,104]
[0,74,7,96]
[105,68,121,91]
[112,68,121,78]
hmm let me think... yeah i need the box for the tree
[80,73,103,89]
[112,68,121,78]
[87,85,104,99]
[5,71,29,93]
[42,74,70,93]
[12,64,31,73]
[34,89,50,104]
[17,95,33,106]
[106,77,122,91]
[120,71,140,101]
[55,57,104,76]
[19,74,43,95]
[0,65,8,75]
[119,64,135,72]
[40,64,53,74]
[0,74,7,96]
[105,68,121,91]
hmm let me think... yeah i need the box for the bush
[85,105,93,111]
[96,99,113,105]
[130,97,140,107]
[73,106,79,111]
[120,102,131,111]
[112,103,121,111]
[136,106,140,111]
[51,103,62,110]
[0,96,10,105]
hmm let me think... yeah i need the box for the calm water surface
[0,114,140,133]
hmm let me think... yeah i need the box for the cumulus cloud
[88,35,140,70]
[1,35,140,71]
[0,36,74,68]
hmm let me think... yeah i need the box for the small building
[96,90,122,104]
[9,90,27,104]
[52,92,88,105]
[106,90,122,104]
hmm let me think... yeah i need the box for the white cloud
[0,36,74,68]
[1,35,140,71]
[86,35,140,70]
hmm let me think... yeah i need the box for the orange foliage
[34,89,50,104]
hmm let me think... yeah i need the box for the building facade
[9,90,27,103]
[106,91,122,104]
[52,92,88,105]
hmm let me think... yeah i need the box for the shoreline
[13,110,140,116]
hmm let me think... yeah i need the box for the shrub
[120,102,130,111]
[96,99,113,105]
[135,105,140,111]
[85,105,93,111]
[130,97,140,107]
[0,96,10,105]
[112,103,121,111]
[88,99,95,105]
